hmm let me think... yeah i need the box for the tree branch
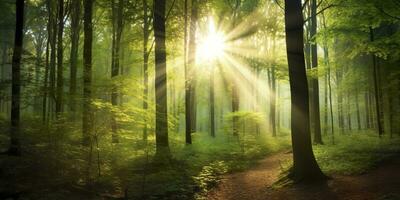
[302,0,309,10]
[303,4,336,24]
[375,5,400,21]
[274,0,284,10]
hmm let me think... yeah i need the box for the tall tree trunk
[111,0,124,143]
[321,12,334,143]
[42,31,50,124]
[323,72,328,135]
[369,27,383,137]
[69,0,80,112]
[336,68,344,134]
[347,91,352,131]
[56,0,65,115]
[154,0,169,155]
[210,66,215,137]
[9,0,24,155]
[270,66,276,137]
[82,0,94,146]
[355,89,361,130]
[142,0,150,141]
[49,0,57,119]
[186,0,198,144]
[284,0,325,181]
[365,91,371,129]
[310,0,322,144]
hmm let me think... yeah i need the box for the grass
[314,132,400,175]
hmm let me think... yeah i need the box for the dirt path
[207,151,291,200]
[207,152,400,200]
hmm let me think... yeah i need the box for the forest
[0,0,400,199]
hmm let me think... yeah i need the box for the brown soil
[207,152,400,200]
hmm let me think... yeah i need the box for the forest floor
[206,151,400,200]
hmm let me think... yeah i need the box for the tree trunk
[186,0,198,144]
[210,66,215,137]
[284,0,326,181]
[154,0,170,155]
[365,91,371,129]
[347,91,352,131]
[56,0,65,115]
[49,0,57,119]
[270,66,277,137]
[82,0,94,146]
[8,0,25,155]
[355,89,361,130]
[111,0,124,143]
[369,27,383,137]
[310,0,322,144]
[69,0,80,112]
[142,0,150,142]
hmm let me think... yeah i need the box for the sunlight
[197,18,226,61]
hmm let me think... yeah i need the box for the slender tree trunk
[321,12,334,143]
[270,66,277,137]
[347,91,352,131]
[49,0,57,119]
[336,68,344,134]
[42,31,50,124]
[56,0,65,115]
[355,89,361,130]
[111,0,124,143]
[69,0,80,112]
[284,0,325,181]
[210,66,215,137]
[231,0,240,136]
[365,91,371,129]
[8,0,25,155]
[310,0,322,144]
[82,0,94,146]
[142,0,150,141]
[154,0,170,156]
[186,0,198,144]
[369,27,383,137]
[323,72,328,135]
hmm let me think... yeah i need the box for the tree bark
[210,66,215,137]
[153,0,169,155]
[69,0,80,112]
[82,0,93,146]
[111,0,124,143]
[284,0,326,181]
[56,0,65,115]
[310,0,322,144]
[9,0,25,155]
[369,27,383,137]
[142,0,150,142]
[186,0,198,144]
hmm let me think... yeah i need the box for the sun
[197,18,226,61]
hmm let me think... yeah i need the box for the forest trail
[206,151,292,200]
[207,152,400,200]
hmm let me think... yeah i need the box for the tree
[310,0,323,144]
[369,27,383,137]
[185,0,199,144]
[142,0,151,142]
[69,0,81,112]
[153,0,169,156]
[8,0,25,155]
[55,0,65,115]
[82,0,94,145]
[284,0,326,181]
[110,0,124,143]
